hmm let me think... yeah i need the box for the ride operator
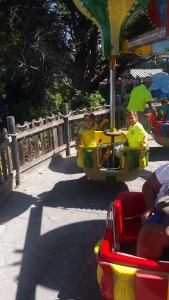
[127,76,156,130]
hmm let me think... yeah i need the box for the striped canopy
[73,0,150,57]
[148,0,166,27]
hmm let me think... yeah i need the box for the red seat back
[113,192,146,243]
[145,113,156,131]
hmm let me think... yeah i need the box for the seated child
[76,112,108,149]
[124,110,148,147]
[101,111,148,167]
[76,112,108,167]
[156,99,168,120]
[161,98,169,121]
[113,111,148,160]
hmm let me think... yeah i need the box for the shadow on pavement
[15,215,105,300]
[0,177,128,223]
[38,220,105,300]
[40,176,129,211]
[0,191,105,300]
[139,169,153,181]
[0,192,37,224]
[49,154,83,175]
[0,172,129,300]
[149,146,169,162]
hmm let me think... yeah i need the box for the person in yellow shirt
[127,76,156,130]
[113,110,148,159]
[75,112,108,167]
[75,112,108,149]
[125,110,148,147]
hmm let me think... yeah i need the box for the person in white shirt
[137,163,169,260]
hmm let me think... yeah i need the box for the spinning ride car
[94,191,169,300]
[153,121,169,147]
[73,0,151,182]
[146,106,169,148]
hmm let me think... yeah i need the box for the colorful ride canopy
[72,0,150,57]
[148,0,166,28]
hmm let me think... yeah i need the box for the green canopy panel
[73,0,150,57]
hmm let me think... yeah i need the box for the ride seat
[113,191,146,243]
[145,113,156,132]
[122,146,148,170]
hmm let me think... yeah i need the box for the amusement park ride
[73,0,169,183]
[73,1,169,300]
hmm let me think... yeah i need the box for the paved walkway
[0,136,168,300]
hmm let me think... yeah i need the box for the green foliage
[46,87,63,112]
[0,82,6,99]
[4,98,59,125]
[88,91,105,107]
[4,80,106,125]
[46,79,105,112]
[70,90,105,109]
[0,0,167,127]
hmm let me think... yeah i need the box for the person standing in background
[127,76,156,130]
[156,98,168,120]
[162,98,169,121]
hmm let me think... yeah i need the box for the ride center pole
[109,55,116,132]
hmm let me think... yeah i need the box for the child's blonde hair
[126,110,138,121]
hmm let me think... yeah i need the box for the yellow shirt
[127,84,152,112]
[79,127,96,147]
[126,122,148,147]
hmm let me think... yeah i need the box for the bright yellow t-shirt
[126,122,148,147]
[127,84,152,112]
[79,127,96,147]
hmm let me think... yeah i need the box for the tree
[53,1,109,92]
[0,0,68,122]
[0,0,168,125]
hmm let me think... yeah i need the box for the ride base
[77,130,149,182]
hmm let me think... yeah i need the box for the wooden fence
[0,103,111,203]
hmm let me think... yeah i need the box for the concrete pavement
[0,135,168,300]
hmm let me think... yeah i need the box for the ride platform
[77,130,149,182]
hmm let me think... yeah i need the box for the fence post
[7,116,21,185]
[62,103,70,156]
